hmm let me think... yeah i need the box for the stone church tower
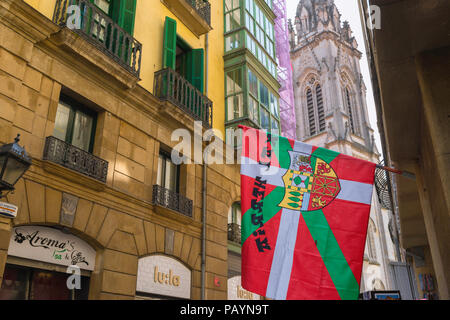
[289,0,397,293]
[290,0,377,158]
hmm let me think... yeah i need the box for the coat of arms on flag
[239,126,376,300]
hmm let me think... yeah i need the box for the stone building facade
[0,0,240,300]
[358,0,449,300]
[289,0,397,292]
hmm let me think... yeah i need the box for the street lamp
[0,134,32,198]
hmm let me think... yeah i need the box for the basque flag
[240,126,376,300]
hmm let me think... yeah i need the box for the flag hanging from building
[239,125,376,300]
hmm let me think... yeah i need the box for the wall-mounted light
[0,134,32,198]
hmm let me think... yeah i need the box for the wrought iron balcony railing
[53,0,142,78]
[154,68,213,128]
[375,160,393,210]
[43,136,109,183]
[152,185,193,218]
[185,0,211,26]
[228,223,241,244]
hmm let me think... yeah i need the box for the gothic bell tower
[289,0,378,161]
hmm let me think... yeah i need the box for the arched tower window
[306,88,316,135]
[304,76,326,137]
[344,87,356,134]
[300,7,309,34]
[316,84,325,132]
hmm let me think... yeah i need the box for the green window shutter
[163,17,177,70]
[110,0,136,35]
[187,48,204,93]
[118,0,137,35]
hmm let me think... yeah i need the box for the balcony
[154,68,213,128]
[53,0,142,78]
[43,136,108,183]
[185,0,211,26]
[162,0,212,36]
[228,223,241,244]
[152,185,193,218]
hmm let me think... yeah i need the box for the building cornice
[0,0,59,43]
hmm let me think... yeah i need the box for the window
[271,116,279,132]
[316,85,325,132]
[93,0,111,14]
[270,92,279,118]
[110,0,137,35]
[306,88,316,136]
[228,202,241,226]
[156,150,180,193]
[224,0,241,32]
[53,95,97,153]
[305,80,326,136]
[246,68,280,131]
[344,87,356,134]
[91,0,111,41]
[229,0,277,79]
[243,0,276,61]
[248,69,258,96]
[260,107,270,130]
[226,68,244,121]
[228,202,241,243]
[225,31,243,52]
[175,39,190,77]
[0,264,90,300]
[259,82,269,107]
[89,0,137,35]
[245,12,254,34]
[163,17,205,93]
[248,96,259,123]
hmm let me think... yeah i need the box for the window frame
[225,67,245,122]
[54,94,98,154]
[246,67,280,131]
[304,78,326,137]
[244,0,276,59]
[91,0,112,15]
[228,201,242,226]
[157,150,180,194]
[224,0,278,79]
[344,86,357,135]
[224,0,242,34]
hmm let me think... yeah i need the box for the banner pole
[376,165,416,180]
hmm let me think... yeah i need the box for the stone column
[415,47,450,300]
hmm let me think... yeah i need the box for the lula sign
[8,226,96,271]
[137,255,191,299]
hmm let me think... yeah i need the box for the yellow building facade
[0,0,243,300]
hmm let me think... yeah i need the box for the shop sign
[0,202,18,219]
[137,255,191,299]
[228,276,260,300]
[8,226,96,271]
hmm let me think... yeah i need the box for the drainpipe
[201,32,209,301]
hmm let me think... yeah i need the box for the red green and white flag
[239,126,376,300]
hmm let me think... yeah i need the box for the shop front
[0,226,96,300]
